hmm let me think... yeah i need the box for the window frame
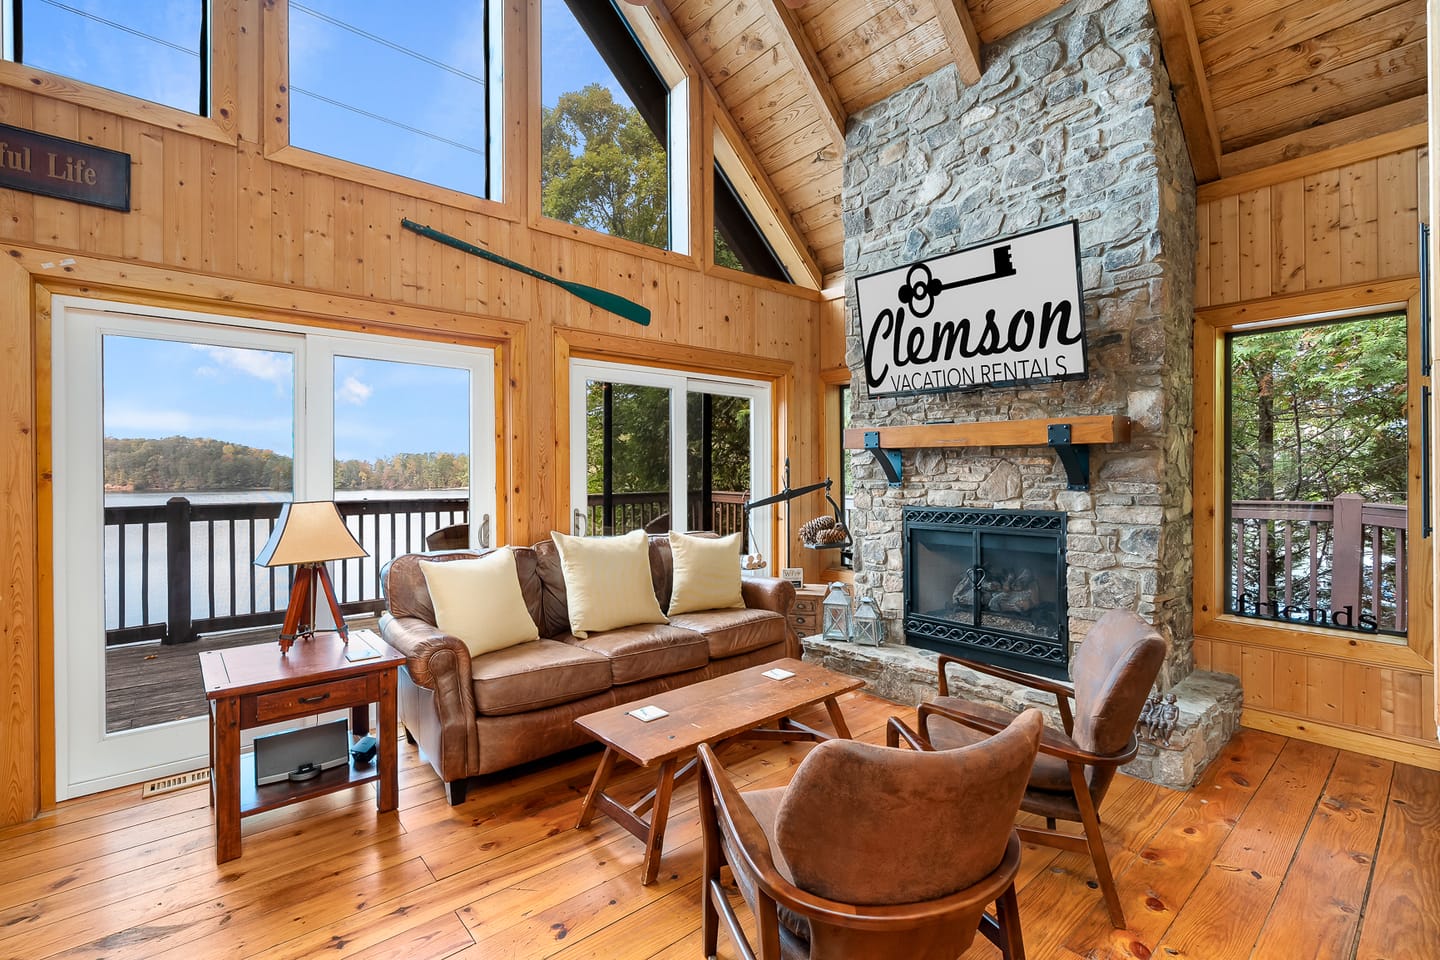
[1193,278,1432,673]
[0,0,236,144]
[264,0,512,217]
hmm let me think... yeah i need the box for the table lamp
[255,501,368,654]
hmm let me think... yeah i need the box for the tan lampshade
[254,501,367,568]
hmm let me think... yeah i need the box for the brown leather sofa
[380,535,798,803]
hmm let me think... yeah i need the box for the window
[714,161,789,282]
[541,0,682,252]
[52,297,498,798]
[4,1,207,113]
[287,1,496,198]
[568,360,770,561]
[1224,312,1410,638]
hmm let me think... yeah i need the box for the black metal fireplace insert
[902,506,1068,679]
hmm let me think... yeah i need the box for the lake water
[104,489,468,633]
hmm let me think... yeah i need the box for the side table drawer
[789,611,817,632]
[247,675,376,725]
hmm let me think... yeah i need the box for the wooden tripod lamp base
[278,562,349,655]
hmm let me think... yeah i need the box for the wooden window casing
[1194,278,1433,675]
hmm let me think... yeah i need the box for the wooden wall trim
[1218,97,1429,181]
[1429,0,1439,736]
[1197,278,1421,328]
[1197,125,1428,202]
[556,326,794,380]
[0,254,37,827]
[1241,708,1440,771]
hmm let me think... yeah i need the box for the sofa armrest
[380,613,473,690]
[741,577,800,658]
[741,576,795,616]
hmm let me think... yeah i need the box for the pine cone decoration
[815,525,849,545]
[798,515,836,544]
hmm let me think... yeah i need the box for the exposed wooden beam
[759,0,846,149]
[625,0,823,288]
[1150,0,1222,182]
[1197,123,1428,202]
[1217,98,1429,180]
[931,0,984,86]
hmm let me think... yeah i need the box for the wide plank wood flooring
[3,691,1437,960]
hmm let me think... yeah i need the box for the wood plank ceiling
[649,0,1428,284]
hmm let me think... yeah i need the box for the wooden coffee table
[574,657,864,884]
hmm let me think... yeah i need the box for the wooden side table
[788,583,827,636]
[199,631,405,863]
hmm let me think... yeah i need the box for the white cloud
[336,374,373,406]
[190,345,292,385]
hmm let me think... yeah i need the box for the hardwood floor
[4,692,1437,960]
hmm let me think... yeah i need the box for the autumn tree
[541,83,667,248]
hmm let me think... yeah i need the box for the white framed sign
[854,221,1088,398]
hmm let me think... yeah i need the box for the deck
[3,692,1436,959]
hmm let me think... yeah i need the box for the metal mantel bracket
[1047,423,1091,490]
[864,431,903,486]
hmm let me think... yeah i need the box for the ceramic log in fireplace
[902,507,1068,679]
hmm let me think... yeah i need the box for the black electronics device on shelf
[254,719,350,786]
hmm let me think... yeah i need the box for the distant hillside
[103,437,469,492]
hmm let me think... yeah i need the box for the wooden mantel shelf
[842,415,1131,489]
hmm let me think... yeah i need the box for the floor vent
[141,768,211,797]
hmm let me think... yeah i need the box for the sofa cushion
[667,531,743,615]
[470,639,613,716]
[566,623,710,685]
[667,608,789,660]
[420,549,539,657]
[551,529,669,638]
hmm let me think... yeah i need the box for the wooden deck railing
[583,490,748,543]
[104,495,468,646]
[1231,495,1407,633]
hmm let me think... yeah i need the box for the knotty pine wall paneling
[1194,132,1438,767]
[0,0,824,822]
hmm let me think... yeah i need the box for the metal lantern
[821,582,853,641]
[852,595,884,646]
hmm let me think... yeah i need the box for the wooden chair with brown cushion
[888,609,1166,929]
[697,709,1044,960]
[424,522,469,551]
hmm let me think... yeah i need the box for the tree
[541,84,668,247]
[1229,313,1408,504]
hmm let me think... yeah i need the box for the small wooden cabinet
[788,584,827,637]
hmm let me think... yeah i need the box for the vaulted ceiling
[638,0,1428,286]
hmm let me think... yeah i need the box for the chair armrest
[919,700,1136,768]
[936,654,1075,734]
[936,654,1073,699]
[886,715,934,751]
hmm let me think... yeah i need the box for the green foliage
[714,230,743,271]
[1228,312,1408,504]
[583,383,752,498]
[103,436,468,492]
[541,84,667,248]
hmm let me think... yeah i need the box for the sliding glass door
[53,297,495,799]
[569,359,770,560]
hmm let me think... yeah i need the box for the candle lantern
[821,582,853,641]
[851,595,885,646]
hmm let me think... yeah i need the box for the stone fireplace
[803,0,1242,788]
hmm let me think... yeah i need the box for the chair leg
[1075,790,1125,928]
[403,726,416,745]
[994,881,1026,960]
[1045,817,1056,830]
[447,778,468,806]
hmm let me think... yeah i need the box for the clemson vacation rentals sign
[854,221,1088,398]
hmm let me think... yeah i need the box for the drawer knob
[298,694,330,704]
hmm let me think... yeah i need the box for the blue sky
[54,3,630,463]
[103,337,470,463]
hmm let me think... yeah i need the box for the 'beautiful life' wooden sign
[0,121,130,211]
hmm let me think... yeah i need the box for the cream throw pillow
[419,549,539,657]
[550,529,668,638]
[668,530,744,615]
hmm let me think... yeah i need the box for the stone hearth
[829,0,1240,788]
